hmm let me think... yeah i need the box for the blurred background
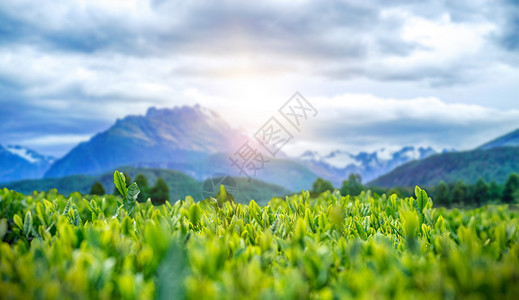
[1,0,518,204]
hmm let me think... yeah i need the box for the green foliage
[1,186,519,299]
[150,178,169,205]
[114,170,140,216]
[340,173,363,196]
[89,181,106,195]
[503,173,519,203]
[310,177,334,194]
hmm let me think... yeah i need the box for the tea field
[0,172,518,299]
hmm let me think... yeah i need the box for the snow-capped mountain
[0,145,55,183]
[297,146,452,185]
[5,145,55,164]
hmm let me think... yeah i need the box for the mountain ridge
[44,105,248,178]
[296,146,449,184]
[369,146,519,188]
[478,128,519,149]
[0,145,55,182]
[369,127,519,188]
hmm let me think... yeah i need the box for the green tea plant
[114,170,140,216]
[0,174,518,299]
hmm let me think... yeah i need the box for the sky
[0,0,518,157]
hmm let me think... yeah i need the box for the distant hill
[4,166,290,205]
[44,105,248,178]
[479,128,519,149]
[136,153,318,192]
[369,147,519,188]
[0,145,55,182]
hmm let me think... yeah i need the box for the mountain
[297,146,443,185]
[0,145,55,182]
[44,105,248,178]
[42,104,318,191]
[4,167,290,205]
[369,128,519,188]
[369,147,519,188]
[479,128,519,149]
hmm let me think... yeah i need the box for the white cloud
[315,94,516,125]
[19,134,91,146]
[286,93,519,155]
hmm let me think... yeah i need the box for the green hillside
[138,153,319,192]
[2,167,290,205]
[369,146,519,188]
[2,174,97,195]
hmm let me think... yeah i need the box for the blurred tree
[435,181,450,206]
[90,181,105,196]
[340,174,363,196]
[311,178,334,194]
[135,174,150,202]
[489,180,502,201]
[151,178,169,205]
[473,178,489,206]
[503,173,519,203]
[452,180,468,205]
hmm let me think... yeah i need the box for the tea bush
[0,176,518,299]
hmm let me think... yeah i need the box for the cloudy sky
[1,0,518,157]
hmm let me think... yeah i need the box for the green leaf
[401,210,419,252]
[73,206,81,226]
[189,204,202,226]
[63,199,72,215]
[13,214,23,230]
[0,218,7,240]
[413,198,425,226]
[415,186,427,212]
[127,182,140,202]
[126,182,139,215]
[217,184,228,207]
[24,211,33,238]
[114,170,127,198]
[36,203,47,226]
[354,218,367,240]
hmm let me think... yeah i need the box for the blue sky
[1,0,518,157]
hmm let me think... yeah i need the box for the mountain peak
[299,150,322,161]
[145,104,216,116]
[479,128,519,150]
[44,104,247,178]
